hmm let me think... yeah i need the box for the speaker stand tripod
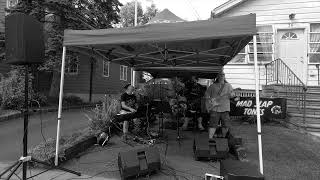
[176,112,183,141]
[157,111,165,137]
[0,65,81,180]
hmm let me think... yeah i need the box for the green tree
[119,2,158,83]
[120,1,143,27]
[141,3,158,24]
[6,0,123,97]
[120,2,158,27]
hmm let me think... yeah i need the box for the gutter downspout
[89,59,94,102]
[89,48,95,102]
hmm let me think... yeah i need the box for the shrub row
[0,69,85,110]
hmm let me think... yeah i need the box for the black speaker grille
[5,13,44,65]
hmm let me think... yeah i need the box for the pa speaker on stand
[0,13,80,180]
[5,12,45,65]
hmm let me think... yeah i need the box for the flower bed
[28,127,98,166]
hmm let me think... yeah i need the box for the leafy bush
[0,68,34,110]
[31,93,48,107]
[46,95,84,107]
[88,95,121,133]
[63,95,84,106]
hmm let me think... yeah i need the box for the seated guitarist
[205,71,238,138]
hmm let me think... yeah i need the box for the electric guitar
[205,96,222,112]
[205,94,240,112]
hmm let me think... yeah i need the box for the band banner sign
[230,97,287,119]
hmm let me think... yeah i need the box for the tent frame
[55,14,263,174]
[55,39,264,174]
[72,42,237,68]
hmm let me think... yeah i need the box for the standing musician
[205,71,238,138]
[181,76,206,130]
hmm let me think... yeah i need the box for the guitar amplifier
[220,160,264,180]
[193,133,229,161]
[118,146,161,180]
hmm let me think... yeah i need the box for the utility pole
[132,0,138,87]
[134,0,138,26]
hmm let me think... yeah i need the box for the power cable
[29,168,34,180]
[146,103,152,139]
[32,99,47,143]
[26,169,51,180]
[63,169,119,180]
[48,171,67,180]
[185,0,201,20]
[20,99,47,156]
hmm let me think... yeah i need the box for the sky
[119,0,229,21]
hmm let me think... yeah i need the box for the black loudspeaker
[193,133,229,161]
[5,12,44,65]
[220,160,264,180]
[118,147,161,180]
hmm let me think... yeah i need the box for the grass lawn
[0,109,20,117]
[232,122,320,180]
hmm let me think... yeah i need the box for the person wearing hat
[205,71,238,138]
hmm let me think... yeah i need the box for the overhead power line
[185,0,201,20]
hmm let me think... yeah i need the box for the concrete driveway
[0,109,93,163]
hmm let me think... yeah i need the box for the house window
[309,23,320,64]
[66,56,79,75]
[120,65,128,81]
[229,47,246,63]
[229,25,274,64]
[6,0,18,9]
[281,32,298,40]
[248,25,274,63]
[103,60,110,77]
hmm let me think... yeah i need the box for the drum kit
[134,79,194,140]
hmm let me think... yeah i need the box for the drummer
[181,76,206,130]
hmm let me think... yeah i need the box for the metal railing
[234,89,256,97]
[265,58,307,125]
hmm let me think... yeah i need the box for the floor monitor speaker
[193,133,229,161]
[118,146,161,180]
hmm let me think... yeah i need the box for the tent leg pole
[253,35,264,175]
[55,46,67,166]
[131,68,136,87]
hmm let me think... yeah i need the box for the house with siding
[212,0,320,136]
[212,0,320,89]
[63,53,131,102]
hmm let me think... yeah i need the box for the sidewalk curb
[0,104,96,123]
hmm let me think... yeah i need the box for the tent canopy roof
[63,14,256,72]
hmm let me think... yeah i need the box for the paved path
[0,109,92,163]
[0,130,219,180]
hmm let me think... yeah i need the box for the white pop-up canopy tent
[57,13,264,174]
